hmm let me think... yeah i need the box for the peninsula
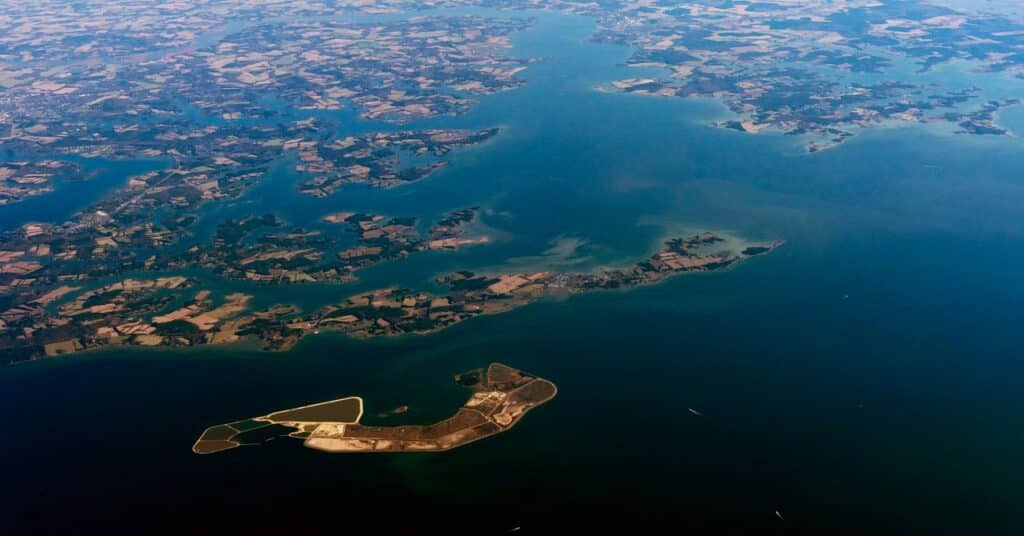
[2,232,781,360]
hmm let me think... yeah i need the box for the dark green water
[4,10,1024,533]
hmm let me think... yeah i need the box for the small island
[193,363,556,455]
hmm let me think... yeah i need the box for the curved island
[193,363,556,455]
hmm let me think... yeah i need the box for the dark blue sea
[3,9,1024,533]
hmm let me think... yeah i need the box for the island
[193,363,556,454]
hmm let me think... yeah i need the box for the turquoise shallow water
[4,9,1024,533]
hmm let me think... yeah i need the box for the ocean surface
[4,9,1024,532]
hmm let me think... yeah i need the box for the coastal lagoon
[4,9,1024,532]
